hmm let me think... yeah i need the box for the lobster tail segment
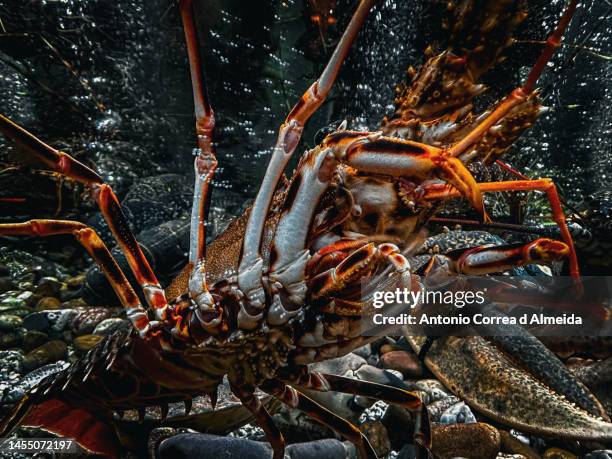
[0,394,121,458]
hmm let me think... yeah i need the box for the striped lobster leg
[230,383,286,459]
[236,0,377,328]
[0,219,151,335]
[422,180,580,282]
[261,380,378,459]
[0,115,170,325]
[179,0,227,337]
[286,371,431,459]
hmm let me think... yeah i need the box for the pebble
[0,297,28,311]
[286,439,353,459]
[544,448,578,459]
[49,309,79,332]
[23,309,78,333]
[353,344,373,361]
[71,307,116,335]
[0,277,16,294]
[403,379,452,405]
[0,350,24,401]
[158,433,353,459]
[2,361,68,405]
[35,296,62,311]
[34,277,63,297]
[498,430,540,459]
[585,451,612,459]
[16,291,39,307]
[431,422,500,459]
[61,298,89,309]
[0,350,24,374]
[0,306,32,318]
[427,396,462,422]
[158,433,272,459]
[93,318,128,336]
[22,330,49,352]
[17,281,33,291]
[22,340,67,371]
[379,350,424,378]
[439,401,477,424]
[0,314,23,331]
[66,274,86,290]
[22,311,50,331]
[0,329,25,349]
[74,334,104,353]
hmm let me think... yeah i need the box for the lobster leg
[447,0,578,159]
[0,114,170,317]
[238,0,376,314]
[255,133,481,330]
[231,383,285,459]
[309,242,410,300]
[421,179,580,281]
[290,372,431,459]
[441,238,570,276]
[179,0,224,334]
[0,220,151,336]
[261,380,378,459]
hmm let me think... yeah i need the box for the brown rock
[431,422,500,459]
[380,343,397,354]
[34,277,63,297]
[35,296,62,311]
[73,334,104,354]
[380,350,423,377]
[22,330,49,351]
[544,448,578,459]
[66,274,86,290]
[61,298,89,309]
[22,340,67,370]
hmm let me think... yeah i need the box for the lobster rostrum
[0,0,586,457]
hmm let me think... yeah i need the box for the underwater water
[1,1,611,205]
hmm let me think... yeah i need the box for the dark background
[0,0,610,225]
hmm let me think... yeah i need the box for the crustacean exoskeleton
[0,0,596,457]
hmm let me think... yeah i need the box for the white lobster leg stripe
[270,148,336,301]
[238,121,300,307]
[347,149,436,177]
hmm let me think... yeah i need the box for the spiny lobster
[0,0,585,457]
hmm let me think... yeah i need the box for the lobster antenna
[540,2,612,100]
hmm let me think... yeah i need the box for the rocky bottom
[0,236,611,459]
